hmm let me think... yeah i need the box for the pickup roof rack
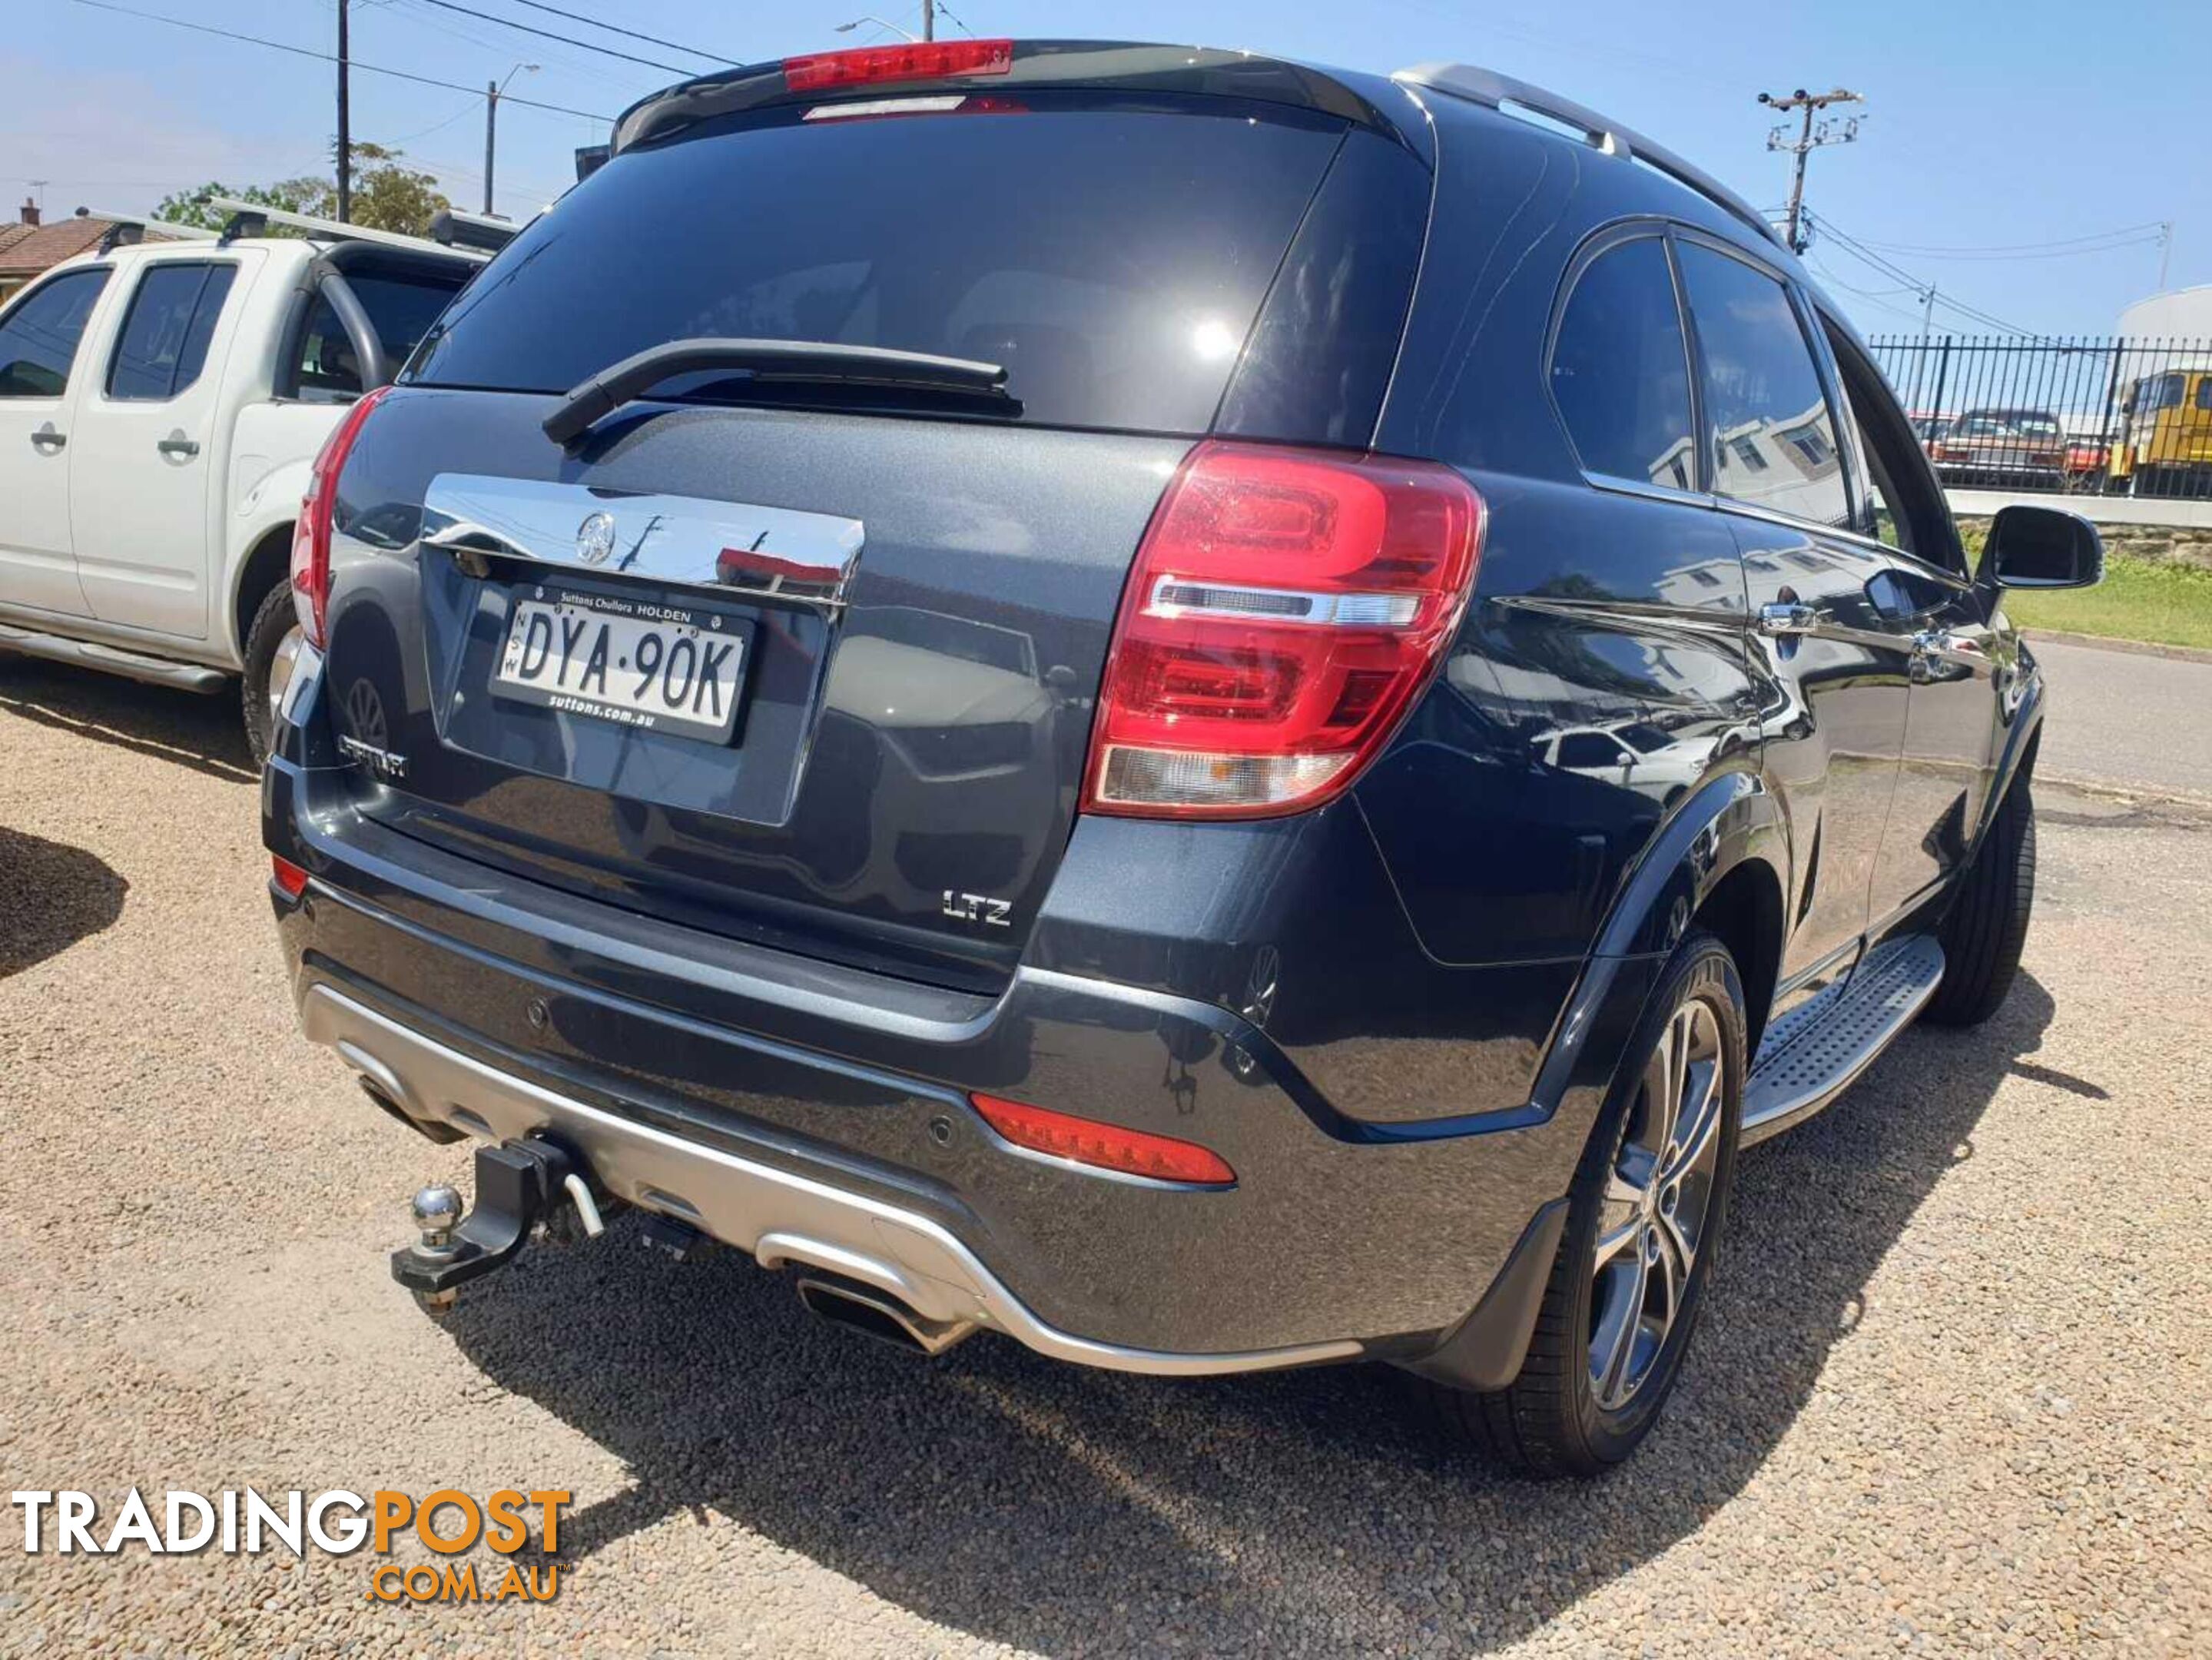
[72,207,219,256]
[1394,62,1786,252]
[204,196,487,262]
[428,206,523,255]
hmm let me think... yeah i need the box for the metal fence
[1864,334,2212,502]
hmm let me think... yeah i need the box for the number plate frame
[490,581,754,744]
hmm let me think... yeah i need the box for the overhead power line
[1807,210,2035,337]
[500,0,737,64]
[1859,223,2169,259]
[402,0,696,76]
[65,0,615,121]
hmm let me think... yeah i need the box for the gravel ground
[1,656,2208,1658]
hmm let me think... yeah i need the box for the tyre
[1921,776,2035,1028]
[239,581,304,767]
[1421,930,1746,1476]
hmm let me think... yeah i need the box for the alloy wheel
[1588,994,1726,1410]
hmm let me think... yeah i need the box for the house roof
[0,216,184,279]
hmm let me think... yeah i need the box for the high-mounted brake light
[970,1092,1235,1187]
[1082,440,1484,819]
[290,385,392,650]
[783,38,1014,93]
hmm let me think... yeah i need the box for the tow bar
[391,1137,606,1314]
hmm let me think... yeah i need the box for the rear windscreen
[405,93,1348,435]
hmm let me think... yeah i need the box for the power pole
[1759,85,1863,254]
[921,0,934,40]
[336,0,352,222]
[484,81,499,214]
[2157,221,2174,291]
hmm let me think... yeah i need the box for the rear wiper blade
[542,337,1011,447]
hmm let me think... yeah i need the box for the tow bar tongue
[391,1137,605,1313]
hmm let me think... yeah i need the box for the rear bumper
[305,982,1356,1374]
[266,743,1651,1373]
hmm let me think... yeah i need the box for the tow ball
[392,1137,606,1316]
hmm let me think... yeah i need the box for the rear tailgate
[315,74,1427,992]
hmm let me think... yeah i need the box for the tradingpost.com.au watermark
[10,1488,572,1604]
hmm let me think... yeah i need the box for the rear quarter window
[407,94,1351,436]
[1549,237,1696,490]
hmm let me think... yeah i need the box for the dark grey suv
[263,42,2100,1472]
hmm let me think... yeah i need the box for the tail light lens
[1083,440,1484,818]
[289,385,392,649]
[271,855,310,898]
[970,1092,1235,1187]
[784,38,1013,92]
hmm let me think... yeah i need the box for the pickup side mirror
[1978,504,2104,590]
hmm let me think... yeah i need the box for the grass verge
[2001,553,2212,652]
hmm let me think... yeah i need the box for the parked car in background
[0,211,475,759]
[1927,407,2066,488]
[262,38,2099,1476]
[2111,367,2212,498]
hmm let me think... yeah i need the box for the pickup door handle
[1756,601,1818,637]
[28,422,65,452]
[156,432,201,460]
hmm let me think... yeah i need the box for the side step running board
[1743,934,1945,1146]
[0,622,229,693]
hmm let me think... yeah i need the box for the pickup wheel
[1419,931,1746,1476]
[240,583,303,767]
[1922,777,2035,1028]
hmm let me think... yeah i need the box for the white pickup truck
[0,212,478,759]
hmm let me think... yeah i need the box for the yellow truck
[2111,366,2212,496]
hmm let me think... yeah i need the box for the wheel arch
[1524,769,1786,1125]
[230,520,295,660]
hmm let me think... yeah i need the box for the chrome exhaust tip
[796,1275,977,1358]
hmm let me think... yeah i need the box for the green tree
[154,144,450,237]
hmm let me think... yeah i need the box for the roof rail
[1393,62,1785,251]
[202,196,487,262]
[71,207,220,256]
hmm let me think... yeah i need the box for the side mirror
[1978,504,2104,590]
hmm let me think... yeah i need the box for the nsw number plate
[493,589,747,742]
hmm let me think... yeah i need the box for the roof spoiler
[1395,62,1786,252]
[610,40,1425,159]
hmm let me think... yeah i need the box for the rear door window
[1549,237,1696,490]
[1676,242,1849,529]
[106,262,238,401]
[0,267,112,398]
[407,95,1350,435]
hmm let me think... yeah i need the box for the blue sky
[6,1,2207,336]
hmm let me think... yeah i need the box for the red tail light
[970,1092,1235,1187]
[271,855,310,898]
[1083,440,1484,818]
[784,38,1013,92]
[290,385,392,649]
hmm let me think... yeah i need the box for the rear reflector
[970,1092,1235,1187]
[1083,440,1484,818]
[784,38,1013,92]
[271,855,310,898]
